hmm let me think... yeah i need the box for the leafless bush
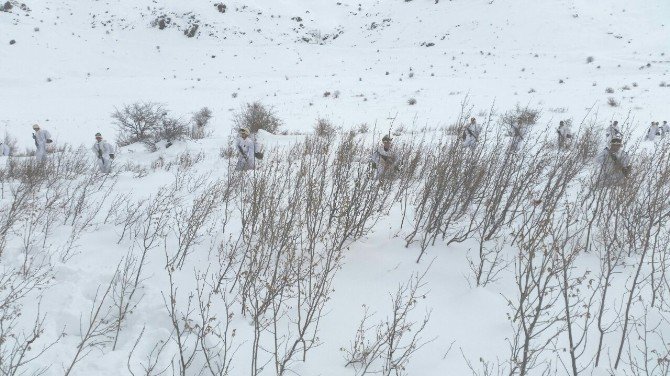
[500,104,540,128]
[110,254,147,351]
[407,98,417,106]
[233,102,282,134]
[64,262,127,375]
[191,107,213,139]
[120,161,149,178]
[161,266,201,376]
[0,265,59,376]
[586,56,594,64]
[113,102,167,147]
[168,179,231,269]
[344,269,434,375]
[405,136,488,262]
[314,118,337,137]
[357,123,370,134]
[504,220,563,376]
[143,117,189,152]
[126,327,172,376]
[607,97,619,107]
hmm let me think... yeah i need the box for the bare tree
[344,268,434,376]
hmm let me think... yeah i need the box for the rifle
[466,127,478,141]
[237,144,248,160]
[32,133,38,148]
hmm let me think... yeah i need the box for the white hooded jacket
[235,136,260,171]
[646,123,659,141]
[597,147,631,183]
[33,129,52,147]
[92,140,115,159]
[463,122,482,148]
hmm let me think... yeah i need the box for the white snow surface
[1,0,669,375]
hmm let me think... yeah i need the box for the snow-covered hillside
[1,1,670,375]
[1,0,669,146]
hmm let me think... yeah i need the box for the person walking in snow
[371,135,397,179]
[463,117,481,149]
[606,120,622,142]
[0,140,9,156]
[509,121,526,152]
[662,121,670,138]
[92,133,115,173]
[556,120,573,149]
[597,138,631,186]
[235,128,260,171]
[32,123,53,162]
[645,121,660,142]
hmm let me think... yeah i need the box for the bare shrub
[607,97,619,107]
[314,118,337,137]
[191,107,212,139]
[500,104,540,128]
[233,102,282,134]
[407,98,417,106]
[344,269,433,375]
[143,117,189,152]
[586,56,594,63]
[357,123,370,134]
[113,102,167,147]
[64,262,127,375]
[605,87,615,93]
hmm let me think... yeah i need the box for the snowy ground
[1,0,670,375]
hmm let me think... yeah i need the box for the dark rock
[215,3,226,13]
[184,24,199,38]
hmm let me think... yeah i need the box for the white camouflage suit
[663,121,670,138]
[606,122,622,142]
[92,140,115,173]
[646,122,660,141]
[235,136,259,171]
[597,147,631,185]
[371,142,396,179]
[556,122,573,149]
[509,123,527,152]
[33,129,52,162]
[0,142,9,156]
[463,121,482,149]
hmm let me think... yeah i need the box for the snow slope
[1,1,669,375]
[1,0,668,147]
